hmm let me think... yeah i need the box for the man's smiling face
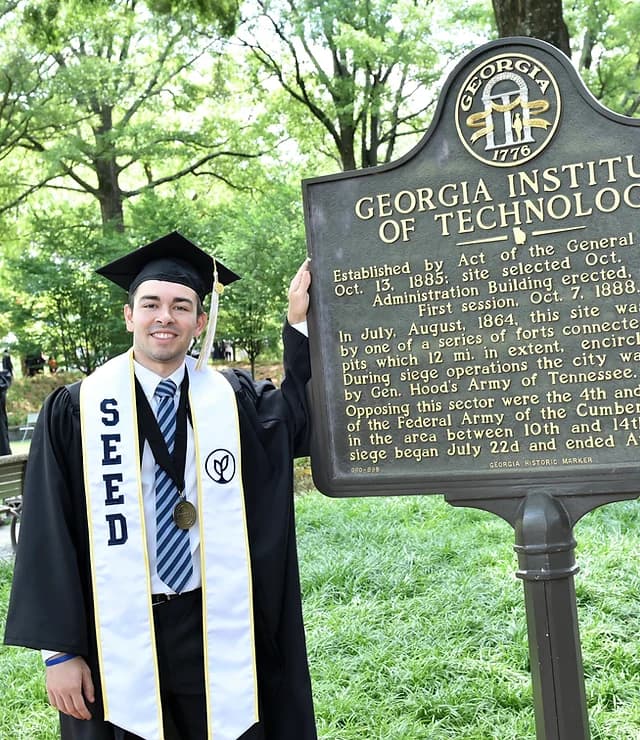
[124,279,207,376]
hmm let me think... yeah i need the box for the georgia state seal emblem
[455,52,561,168]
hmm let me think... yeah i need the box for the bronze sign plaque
[302,37,640,498]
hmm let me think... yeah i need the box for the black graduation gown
[4,323,317,740]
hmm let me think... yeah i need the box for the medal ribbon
[152,379,192,593]
[134,373,189,495]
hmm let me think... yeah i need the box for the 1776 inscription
[303,41,640,496]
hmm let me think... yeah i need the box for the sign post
[514,492,587,739]
[302,36,640,738]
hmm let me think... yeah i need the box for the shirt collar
[133,360,186,401]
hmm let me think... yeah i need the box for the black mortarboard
[96,231,240,301]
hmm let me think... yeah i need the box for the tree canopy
[0,0,265,232]
[0,0,638,372]
[238,0,496,170]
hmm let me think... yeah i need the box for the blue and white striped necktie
[154,378,193,593]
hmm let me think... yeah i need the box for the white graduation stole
[80,351,258,739]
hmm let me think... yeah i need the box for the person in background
[2,348,13,377]
[0,367,11,455]
[5,231,316,740]
[25,351,45,376]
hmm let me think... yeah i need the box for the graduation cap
[96,231,240,301]
[97,231,241,370]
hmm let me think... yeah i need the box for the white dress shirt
[134,360,201,595]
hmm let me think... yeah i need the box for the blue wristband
[45,653,76,667]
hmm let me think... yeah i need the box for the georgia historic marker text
[303,38,640,499]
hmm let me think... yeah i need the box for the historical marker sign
[303,37,640,499]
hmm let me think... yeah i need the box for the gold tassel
[195,259,223,371]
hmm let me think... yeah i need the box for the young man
[5,232,317,740]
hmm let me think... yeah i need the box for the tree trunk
[96,166,125,233]
[338,122,358,171]
[492,0,571,58]
[93,106,125,233]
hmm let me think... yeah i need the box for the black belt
[151,587,201,606]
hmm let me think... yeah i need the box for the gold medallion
[173,500,197,530]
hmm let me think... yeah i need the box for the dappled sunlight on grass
[297,493,640,739]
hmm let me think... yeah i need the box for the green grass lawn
[1,491,639,739]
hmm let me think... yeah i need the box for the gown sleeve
[231,321,312,457]
[279,321,313,457]
[4,384,92,657]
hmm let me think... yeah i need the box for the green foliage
[213,182,308,371]
[0,0,266,230]
[3,206,131,373]
[5,371,78,426]
[239,0,494,170]
[146,0,240,36]
[567,0,640,117]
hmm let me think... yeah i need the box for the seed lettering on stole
[99,398,128,546]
